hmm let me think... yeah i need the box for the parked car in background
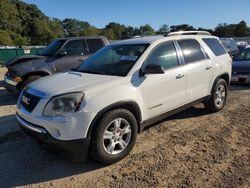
[220,38,239,56]
[237,41,249,52]
[16,31,232,164]
[231,48,250,83]
[4,36,109,92]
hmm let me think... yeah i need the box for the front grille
[20,91,41,112]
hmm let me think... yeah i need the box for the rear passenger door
[177,39,213,101]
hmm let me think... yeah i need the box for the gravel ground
[0,67,249,188]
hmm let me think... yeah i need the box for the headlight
[43,92,84,116]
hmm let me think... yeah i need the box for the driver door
[54,39,88,72]
[138,41,187,119]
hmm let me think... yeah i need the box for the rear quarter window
[203,38,227,56]
[87,39,105,54]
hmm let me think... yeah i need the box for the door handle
[205,65,212,70]
[176,74,184,79]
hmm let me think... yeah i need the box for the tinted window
[62,40,85,56]
[178,39,206,63]
[87,39,105,53]
[233,49,250,60]
[144,42,179,69]
[203,38,227,56]
[40,39,66,56]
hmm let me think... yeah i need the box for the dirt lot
[0,67,249,188]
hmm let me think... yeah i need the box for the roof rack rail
[167,31,211,36]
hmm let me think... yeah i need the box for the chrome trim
[16,113,47,134]
[4,75,18,86]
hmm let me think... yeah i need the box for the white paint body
[17,34,232,141]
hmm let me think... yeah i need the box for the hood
[232,60,250,73]
[27,71,121,98]
[5,55,46,67]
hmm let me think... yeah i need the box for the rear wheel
[90,109,138,164]
[20,75,42,91]
[204,78,228,112]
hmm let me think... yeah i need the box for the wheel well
[22,71,50,80]
[16,71,50,90]
[217,73,230,85]
[87,101,142,138]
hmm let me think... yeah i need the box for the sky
[23,0,250,30]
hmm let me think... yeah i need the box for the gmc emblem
[22,95,30,105]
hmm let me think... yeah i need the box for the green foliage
[157,24,170,34]
[214,21,250,37]
[139,24,155,35]
[0,30,13,45]
[0,0,249,45]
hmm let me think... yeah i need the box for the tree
[139,24,155,35]
[170,24,196,32]
[157,24,170,34]
[234,21,250,37]
[0,30,13,45]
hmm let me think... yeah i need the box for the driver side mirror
[139,64,165,77]
[56,50,67,58]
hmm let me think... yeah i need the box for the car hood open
[5,55,46,67]
[27,71,120,98]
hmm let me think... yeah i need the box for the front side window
[61,40,85,56]
[40,39,66,56]
[178,39,206,63]
[144,41,179,70]
[78,44,148,76]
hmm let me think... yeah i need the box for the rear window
[178,39,207,63]
[87,39,105,54]
[203,38,227,56]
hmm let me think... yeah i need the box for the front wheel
[204,78,228,112]
[90,109,138,164]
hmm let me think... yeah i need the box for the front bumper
[3,75,20,92]
[16,113,90,161]
[231,74,250,83]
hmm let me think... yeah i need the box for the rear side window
[87,39,105,54]
[203,38,227,56]
[178,39,206,63]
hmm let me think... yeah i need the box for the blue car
[232,48,250,83]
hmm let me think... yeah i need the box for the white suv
[16,31,232,164]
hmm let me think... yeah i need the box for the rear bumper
[231,74,250,83]
[16,113,90,161]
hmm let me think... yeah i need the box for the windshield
[77,44,149,76]
[234,49,250,61]
[39,39,66,56]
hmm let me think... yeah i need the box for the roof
[111,31,215,46]
[56,36,107,40]
[111,35,164,45]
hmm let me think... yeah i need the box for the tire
[20,75,42,91]
[204,78,228,112]
[90,109,138,164]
